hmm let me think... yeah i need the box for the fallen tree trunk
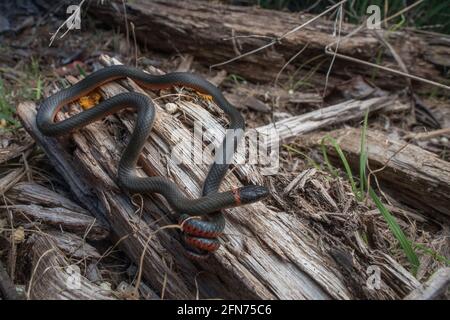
[16,55,422,299]
[404,268,450,300]
[303,128,450,222]
[18,66,347,299]
[89,0,448,93]
[0,130,34,165]
[256,95,410,149]
[27,235,115,300]
[224,83,323,113]
[5,182,109,240]
[0,260,19,300]
[2,204,108,241]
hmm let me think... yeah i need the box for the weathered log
[89,0,448,93]
[224,83,322,113]
[46,231,102,260]
[4,182,109,240]
[0,168,25,194]
[27,235,115,300]
[256,95,410,149]
[0,130,34,165]
[8,182,93,214]
[0,260,19,300]
[19,75,343,299]
[14,103,111,229]
[302,128,450,221]
[2,204,109,241]
[404,268,450,300]
[16,55,422,299]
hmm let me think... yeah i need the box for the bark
[46,231,102,260]
[256,95,410,149]
[5,182,109,240]
[0,168,26,194]
[16,55,422,299]
[27,235,115,300]
[404,268,450,300]
[0,260,19,300]
[15,103,113,228]
[0,131,34,165]
[89,0,448,93]
[224,83,323,113]
[304,128,450,222]
[3,204,109,241]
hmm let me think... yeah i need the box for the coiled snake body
[37,65,269,259]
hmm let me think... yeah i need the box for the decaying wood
[5,182,109,240]
[3,204,108,241]
[46,231,102,260]
[0,131,34,165]
[0,168,26,194]
[16,54,424,299]
[9,182,93,213]
[14,104,111,229]
[18,59,347,299]
[404,268,450,300]
[257,95,410,148]
[224,83,322,113]
[27,235,114,300]
[303,128,450,221]
[89,0,448,92]
[0,260,19,300]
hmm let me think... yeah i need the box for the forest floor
[0,1,449,300]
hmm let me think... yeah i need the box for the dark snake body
[36,65,269,259]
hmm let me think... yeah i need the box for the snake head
[237,185,269,205]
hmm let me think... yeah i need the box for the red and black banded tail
[179,213,223,260]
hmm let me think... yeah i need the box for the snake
[36,65,269,259]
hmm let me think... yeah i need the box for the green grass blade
[414,244,450,265]
[359,110,369,195]
[322,123,420,274]
[77,64,87,78]
[369,187,419,275]
[35,77,42,100]
[321,136,339,177]
[321,135,361,200]
[283,144,321,170]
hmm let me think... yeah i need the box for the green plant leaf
[369,188,419,275]
[321,135,361,200]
